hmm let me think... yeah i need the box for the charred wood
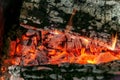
[8,60,120,80]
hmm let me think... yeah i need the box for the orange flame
[105,33,117,51]
[111,33,117,50]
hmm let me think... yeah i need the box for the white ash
[8,66,21,77]
[10,75,24,80]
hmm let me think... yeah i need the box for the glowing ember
[4,24,120,66]
[3,9,120,66]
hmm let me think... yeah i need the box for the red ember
[4,24,120,66]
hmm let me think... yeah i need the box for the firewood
[8,60,120,80]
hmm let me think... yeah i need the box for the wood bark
[8,60,120,80]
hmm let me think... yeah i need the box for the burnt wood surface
[20,0,120,32]
[19,0,120,41]
[8,60,120,80]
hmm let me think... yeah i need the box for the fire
[110,33,117,50]
[2,9,120,66]
[4,25,120,66]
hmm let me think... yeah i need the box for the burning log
[4,9,119,65]
[1,1,120,80]
[1,1,120,79]
[3,23,120,66]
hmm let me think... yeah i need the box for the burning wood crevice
[2,22,119,66]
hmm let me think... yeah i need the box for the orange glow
[9,41,16,56]
[111,33,117,50]
[105,34,117,51]
[4,28,120,66]
[22,35,29,40]
[1,66,6,73]
[95,52,118,64]
[53,29,60,35]
[0,76,5,80]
